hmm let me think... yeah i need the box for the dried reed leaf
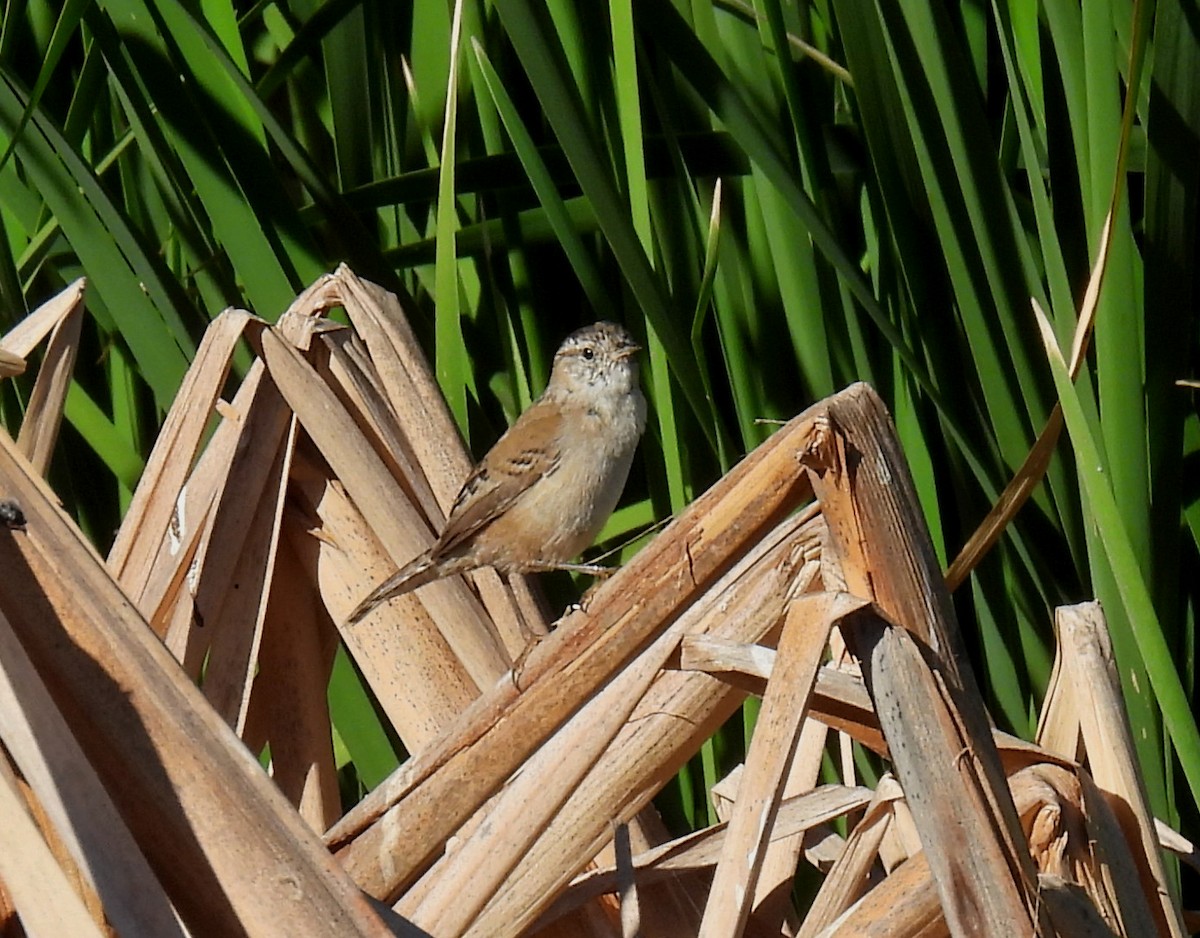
[0,756,105,938]
[796,776,901,937]
[698,592,844,937]
[0,611,183,937]
[683,634,1059,774]
[948,204,1115,589]
[0,279,85,360]
[945,406,1063,592]
[317,330,446,536]
[0,430,391,937]
[107,309,255,600]
[1075,770,1162,937]
[680,633,779,683]
[398,519,813,928]
[256,324,510,687]
[157,364,269,659]
[15,297,83,476]
[1155,820,1196,867]
[601,811,710,938]
[1057,603,1185,936]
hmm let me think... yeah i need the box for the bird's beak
[616,343,641,360]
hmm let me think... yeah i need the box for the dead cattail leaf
[948,200,1117,590]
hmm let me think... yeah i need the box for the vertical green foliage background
[1,0,1196,873]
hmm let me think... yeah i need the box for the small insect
[0,498,26,529]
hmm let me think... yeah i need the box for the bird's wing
[431,402,564,558]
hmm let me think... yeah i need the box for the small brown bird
[347,321,647,623]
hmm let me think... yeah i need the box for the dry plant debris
[0,271,1191,937]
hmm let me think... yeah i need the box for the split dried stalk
[798,779,904,937]
[801,384,1048,937]
[107,308,255,604]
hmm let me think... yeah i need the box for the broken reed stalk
[800,388,1050,937]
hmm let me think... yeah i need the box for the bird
[347,321,647,623]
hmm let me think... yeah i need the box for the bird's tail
[346,553,444,624]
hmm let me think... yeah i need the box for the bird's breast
[483,403,641,564]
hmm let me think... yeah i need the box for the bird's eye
[582,347,595,360]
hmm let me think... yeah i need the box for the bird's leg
[524,560,614,578]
